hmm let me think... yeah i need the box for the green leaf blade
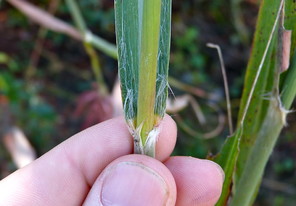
[115,0,140,121]
[234,0,281,186]
[155,0,172,117]
[214,129,241,206]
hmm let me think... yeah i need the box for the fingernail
[100,162,169,206]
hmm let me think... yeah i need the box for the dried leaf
[3,127,36,168]
[281,30,292,72]
[7,0,82,40]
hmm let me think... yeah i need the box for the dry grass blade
[7,0,82,40]
[207,43,233,135]
[3,127,36,168]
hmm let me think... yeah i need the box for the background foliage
[0,0,295,205]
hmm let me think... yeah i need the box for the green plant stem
[230,98,285,206]
[59,0,118,60]
[230,2,296,205]
[216,1,293,205]
[84,43,108,95]
[137,0,162,148]
[115,0,171,157]
[281,52,296,109]
[90,35,118,59]
[7,0,117,59]
[65,0,108,95]
[230,47,293,206]
[59,0,118,59]
[65,0,86,31]
[230,52,296,204]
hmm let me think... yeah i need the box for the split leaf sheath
[115,0,172,157]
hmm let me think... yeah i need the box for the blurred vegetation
[0,0,295,205]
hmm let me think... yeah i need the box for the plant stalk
[230,99,285,206]
[65,0,108,95]
[115,0,171,157]
[281,52,296,108]
[230,2,296,205]
[136,0,162,153]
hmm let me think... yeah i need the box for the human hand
[0,115,224,206]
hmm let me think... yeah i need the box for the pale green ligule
[115,0,172,157]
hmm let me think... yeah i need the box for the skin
[0,115,224,206]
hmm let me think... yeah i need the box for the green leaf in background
[0,73,8,93]
[281,0,296,109]
[215,0,296,205]
[234,0,281,187]
[115,0,172,157]
[0,52,9,64]
[215,1,281,204]
[214,128,242,206]
[232,1,296,204]
[285,0,296,59]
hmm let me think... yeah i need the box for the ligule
[115,0,172,157]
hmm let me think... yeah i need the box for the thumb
[83,155,177,206]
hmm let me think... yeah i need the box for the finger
[0,115,177,206]
[165,156,224,206]
[83,154,176,206]
[62,114,176,185]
